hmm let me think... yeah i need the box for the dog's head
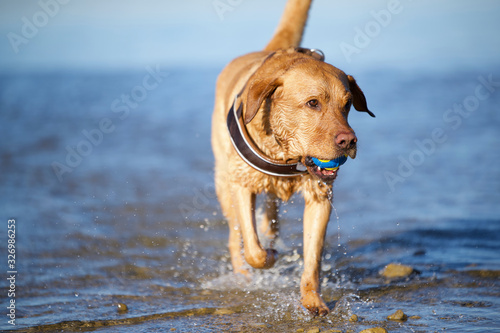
[241,49,374,182]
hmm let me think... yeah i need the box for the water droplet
[330,202,341,247]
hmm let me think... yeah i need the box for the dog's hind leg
[259,193,280,246]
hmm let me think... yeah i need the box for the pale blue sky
[1,0,499,72]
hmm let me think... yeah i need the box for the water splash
[326,188,343,254]
[331,293,373,320]
[328,187,348,258]
[201,249,304,292]
[331,203,342,249]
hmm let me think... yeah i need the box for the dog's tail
[264,0,313,51]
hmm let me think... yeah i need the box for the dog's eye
[307,99,320,109]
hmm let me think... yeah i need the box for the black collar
[226,96,308,177]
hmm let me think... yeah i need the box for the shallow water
[1,67,499,332]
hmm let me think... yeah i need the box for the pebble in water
[381,263,414,278]
[214,308,235,315]
[359,328,388,333]
[349,314,359,322]
[387,309,408,321]
[116,302,128,313]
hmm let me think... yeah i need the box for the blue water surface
[0,64,499,331]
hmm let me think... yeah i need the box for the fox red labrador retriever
[211,0,374,315]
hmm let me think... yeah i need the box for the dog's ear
[243,76,281,124]
[347,75,375,118]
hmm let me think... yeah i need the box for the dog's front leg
[300,194,332,316]
[232,184,278,269]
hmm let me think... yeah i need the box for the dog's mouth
[303,155,348,182]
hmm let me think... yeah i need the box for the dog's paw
[308,303,330,317]
[301,294,330,317]
[245,248,278,269]
[263,248,278,268]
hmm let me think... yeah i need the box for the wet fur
[211,0,371,316]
